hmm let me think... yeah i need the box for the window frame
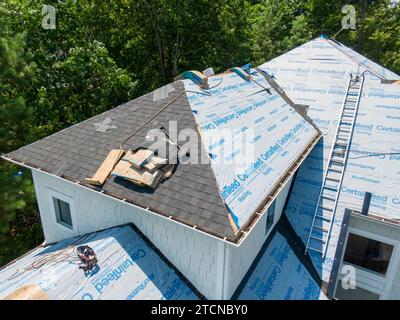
[336,227,400,300]
[47,188,77,233]
[343,229,398,279]
[343,232,394,277]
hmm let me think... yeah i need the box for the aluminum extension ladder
[304,74,365,258]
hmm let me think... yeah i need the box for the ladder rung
[313,225,328,232]
[310,235,326,243]
[319,205,333,212]
[316,214,331,222]
[324,185,338,192]
[333,150,345,156]
[330,158,344,165]
[307,246,324,254]
[332,153,345,159]
[322,195,336,201]
[328,167,342,174]
[326,176,340,183]
[335,142,347,147]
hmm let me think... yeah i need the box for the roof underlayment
[0,225,200,300]
[3,82,237,239]
[2,37,400,300]
[251,37,400,290]
[3,65,319,241]
[237,229,328,300]
[183,73,318,229]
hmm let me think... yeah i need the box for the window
[265,200,276,235]
[53,197,73,229]
[343,233,394,276]
[47,188,76,232]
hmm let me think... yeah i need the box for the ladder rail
[321,75,365,258]
[304,76,351,255]
[304,75,367,257]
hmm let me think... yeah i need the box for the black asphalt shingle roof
[4,81,236,238]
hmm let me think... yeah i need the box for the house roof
[4,81,236,238]
[2,66,320,241]
[0,224,202,300]
[259,37,400,284]
[236,218,328,300]
[2,37,399,300]
[182,72,321,229]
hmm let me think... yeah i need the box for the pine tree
[0,33,43,266]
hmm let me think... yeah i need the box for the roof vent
[361,192,372,216]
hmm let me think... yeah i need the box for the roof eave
[1,153,242,246]
[229,130,323,245]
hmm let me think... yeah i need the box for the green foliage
[0,33,36,152]
[0,33,42,266]
[362,1,400,74]
[250,0,311,64]
[35,41,137,132]
[0,0,399,267]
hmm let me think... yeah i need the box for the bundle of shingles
[111,148,174,189]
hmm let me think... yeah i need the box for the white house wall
[31,169,294,300]
[343,214,400,299]
[223,176,293,299]
[31,170,219,299]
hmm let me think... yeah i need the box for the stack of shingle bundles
[111,148,174,189]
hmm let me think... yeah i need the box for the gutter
[234,132,322,243]
[1,130,321,248]
[1,155,240,248]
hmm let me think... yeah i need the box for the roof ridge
[4,80,237,239]
[319,37,400,80]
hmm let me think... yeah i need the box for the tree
[34,41,137,134]
[362,1,400,74]
[250,0,310,64]
[0,0,399,268]
[0,33,42,266]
